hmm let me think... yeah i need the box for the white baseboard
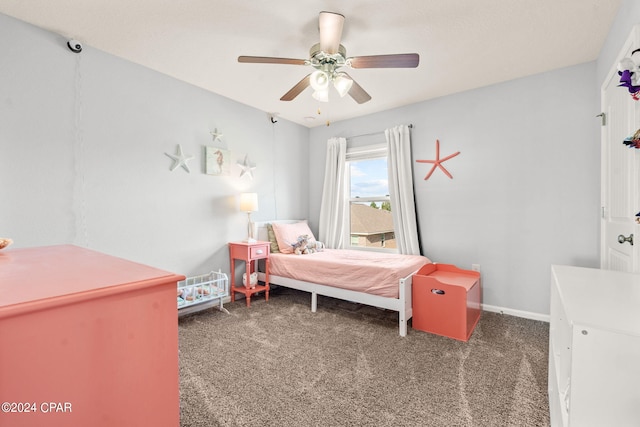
[482,304,549,323]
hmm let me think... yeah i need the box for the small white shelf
[549,265,640,426]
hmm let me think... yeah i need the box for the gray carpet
[179,287,550,427]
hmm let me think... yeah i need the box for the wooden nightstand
[228,241,270,307]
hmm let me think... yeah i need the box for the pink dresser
[0,245,184,427]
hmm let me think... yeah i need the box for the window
[346,144,396,251]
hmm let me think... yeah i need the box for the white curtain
[385,125,421,255]
[318,137,347,249]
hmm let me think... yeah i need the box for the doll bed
[256,221,430,336]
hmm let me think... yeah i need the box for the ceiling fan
[238,11,420,104]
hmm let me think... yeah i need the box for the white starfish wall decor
[210,128,223,142]
[165,144,194,173]
[237,154,256,179]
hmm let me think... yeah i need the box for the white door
[601,26,640,272]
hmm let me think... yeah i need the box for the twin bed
[256,221,430,336]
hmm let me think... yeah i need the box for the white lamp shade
[333,73,353,97]
[312,89,329,102]
[310,70,330,91]
[239,193,258,212]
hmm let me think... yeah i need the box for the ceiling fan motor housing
[309,43,347,73]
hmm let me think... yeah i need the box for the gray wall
[0,13,309,276]
[309,62,600,317]
[5,0,640,317]
[306,0,640,318]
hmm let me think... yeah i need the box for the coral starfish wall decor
[416,139,460,180]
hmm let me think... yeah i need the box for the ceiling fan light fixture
[312,89,329,102]
[333,73,353,97]
[239,12,414,105]
[310,70,330,91]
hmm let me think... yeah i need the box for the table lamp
[239,192,259,243]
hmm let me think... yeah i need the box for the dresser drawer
[250,245,269,259]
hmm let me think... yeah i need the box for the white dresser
[549,265,640,427]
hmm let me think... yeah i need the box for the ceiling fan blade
[319,11,344,54]
[238,56,307,66]
[343,74,371,104]
[280,74,312,101]
[349,53,420,68]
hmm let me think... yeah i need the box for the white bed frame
[256,221,414,337]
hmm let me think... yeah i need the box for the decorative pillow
[266,223,280,254]
[271,221,316,254]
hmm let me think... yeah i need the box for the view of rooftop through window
[349,157,396,249]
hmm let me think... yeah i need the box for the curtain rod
[345,124,413,140]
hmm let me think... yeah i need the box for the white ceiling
[0,0,622,128]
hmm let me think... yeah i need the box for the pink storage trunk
[411,263,481,341]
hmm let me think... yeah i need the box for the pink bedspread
[268,249,430,298]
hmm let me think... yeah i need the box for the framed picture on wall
[205,146,231,176]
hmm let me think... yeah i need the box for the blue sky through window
[350,158,389,198]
